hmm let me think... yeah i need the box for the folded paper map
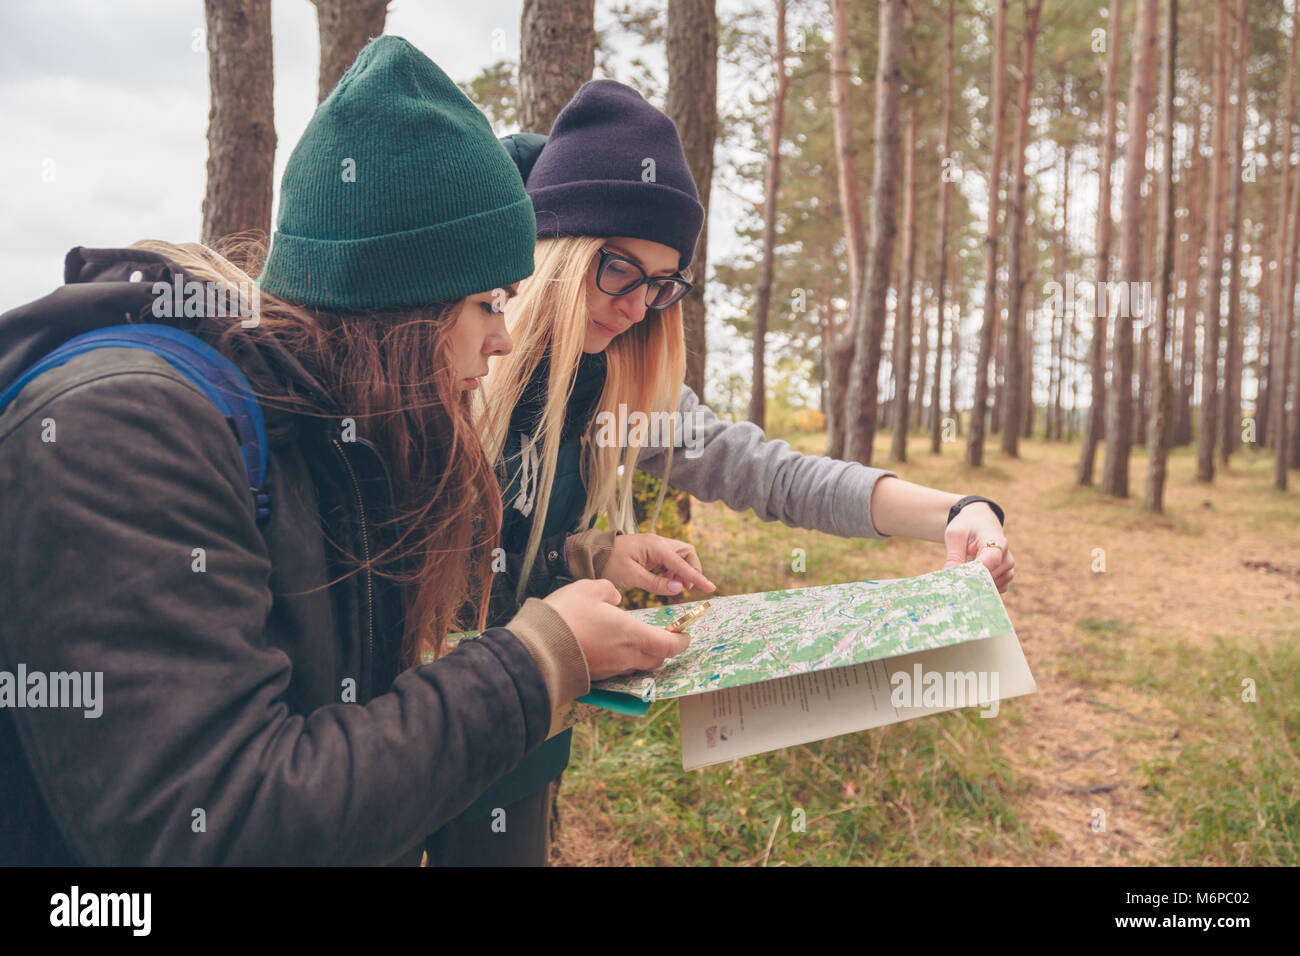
[568,560,1036,769]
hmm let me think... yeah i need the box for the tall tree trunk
[1196,0,1231,482]
[1135,300,1151,444]
[1050,239,1062,441]
[1024,198,1040,440]
[967,0,1009,467]
[1219,0,1248,464]
[992,147,1014,438]
[1080,0,1124,484]
[845,0,906,465]
[1287,132,1300,473]
[313,0,388,103]
[992,318,1004,435]
[1174,76,1206,447]
[884,258,902,430]
[891,94,919,462]
[1100,0,1158,497]
[1135,164,1158,445]
[916,242,933,435]
[1287,69,1300,468]
[1001,0,1042,458]
[828,0,867,459]
[1145,0,1178,512]
[1133,45,1162,449]
[821,246,838,416]
[1282,177,1300,480]
[1267,13,1297,454]
[930,0,956,455]
[1257,107,1278,446]
[949,244,963,436]
[201,0,276,247]
[1065,257,1079,441]
[1054,137,1072,441]
[1049,79,1070,442]
[668,0,718,403]
[1276,10,1300,488]
[749,0,789,430]
[519,0,596,134]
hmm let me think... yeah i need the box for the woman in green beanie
[0,37,685,865]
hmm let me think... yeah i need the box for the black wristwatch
[947,495,1005,528]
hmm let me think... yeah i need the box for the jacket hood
[0,246,340,443]
[499,132,548,184]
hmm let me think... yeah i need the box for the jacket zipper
[332,438,375,681]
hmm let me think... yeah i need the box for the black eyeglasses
[595,248,693,310]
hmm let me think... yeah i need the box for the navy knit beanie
[525,80,704,271]
[259,36,536,310]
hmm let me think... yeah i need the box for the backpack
[0,323,270,523]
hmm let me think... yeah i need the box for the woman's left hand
[942,503,1015,593]
[603,533,717,597]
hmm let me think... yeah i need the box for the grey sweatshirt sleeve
[636,384,899,540]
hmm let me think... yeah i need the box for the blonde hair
[479,236,687,598]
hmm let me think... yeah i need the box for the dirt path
[883,439,1299,864]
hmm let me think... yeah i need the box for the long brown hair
[131,238,500,667]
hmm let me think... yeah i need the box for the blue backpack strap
[0,323,270,523]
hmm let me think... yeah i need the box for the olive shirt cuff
[564,528,617,578]
[505,598,591,739]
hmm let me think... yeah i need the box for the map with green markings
[593,560,1013,701]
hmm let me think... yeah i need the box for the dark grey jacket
[0,247,561,865]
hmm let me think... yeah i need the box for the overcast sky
[0,0,688,302]
[0,1,1102,413]
[0,0,790,407]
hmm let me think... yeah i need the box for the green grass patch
[563,701,1035,865]
[1137,637,1299,864]
[1057,620,1132,688]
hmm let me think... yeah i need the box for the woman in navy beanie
[444,78,1016,866]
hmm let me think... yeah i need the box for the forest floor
[550,431,1300,866]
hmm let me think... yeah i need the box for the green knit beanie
[259,36,536,310]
